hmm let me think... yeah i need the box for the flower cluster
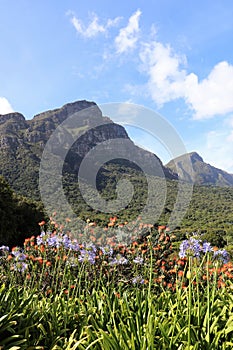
[37,231,80,251]
[0,218,232,294]
[179,237,229,263]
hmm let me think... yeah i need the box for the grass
[1,218,233,349]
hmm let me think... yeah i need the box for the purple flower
[47,235,62,248]
[213,249,229,264]
[84,243,97,253]
[62,234,71,248]
[62,235,80,251]
[36,232,46,245]
[109,254,128,265]
[68,241,80,251]
[133,257,144,265]
[0,245,9,251]
[202,242,213,253]
[100,246,113,256]
[179,238,202,258]
[132,276,145,284]
[11,250,26,261]
[78,249,96,264]
[14,262,28,273]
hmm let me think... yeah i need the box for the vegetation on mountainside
[0,176,44,247]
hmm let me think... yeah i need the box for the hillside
[0,100,177,200]
[1,101,233,242]
[166,152,233,187]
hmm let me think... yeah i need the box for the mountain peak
[189,152,203,162]
[166,152,233,187]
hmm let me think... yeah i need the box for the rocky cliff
[166,152,233,187]
[0,100,177,199]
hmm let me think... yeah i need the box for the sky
[0,0,233,172]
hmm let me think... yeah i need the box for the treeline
[0,176,44,247]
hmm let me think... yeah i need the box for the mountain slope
[166,152,233,187]
[0,100,177,201]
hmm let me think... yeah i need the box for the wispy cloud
[137,37,233,119]
[0,97,14,115]
[68,9,233,121]
[115,9,141,54]
[69,12,121,38]
[138,40,187,105]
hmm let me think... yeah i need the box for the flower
[100,246,113,256]
[36,232,46,245]
[11,249,27,261]
[78,249,96,264]
[47,235,60,248]
[202,242,213,253]
[14,262,28,273]
[132,276,145,284]
[133,256,144,265]
[38,221,46,226]
[0,245,9,251]
[179,238,202,258]
[109,254,128,265]
[213,249,229,264]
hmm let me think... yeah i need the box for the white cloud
[69,12,121,38]
[139,41,187,105]
[185,61,233,119]
[115,9,141,54]
[138,38,233,119]
[0,97,14,114]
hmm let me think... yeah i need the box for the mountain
[166,152,233,187]
[0,100,177,203]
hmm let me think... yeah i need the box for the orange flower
[177,259,185,266]
[35,257,43,264]
[24,238,30,245]
[225,271,233,279]
[39,245,45,253]
[178,270,184,277]
[46,261,52,267]
[39,221,46,226]
[218,281,226,288]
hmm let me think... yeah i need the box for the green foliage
[0,176,44,247]
[1,223,233,348]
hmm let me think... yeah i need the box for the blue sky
[0,1,233,172]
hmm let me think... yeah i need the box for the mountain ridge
[166,151,233,187]
[0,100,177,200]
[1,99,233,209]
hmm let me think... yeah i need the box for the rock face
[0,100,177,199]
[166,152,233,187]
